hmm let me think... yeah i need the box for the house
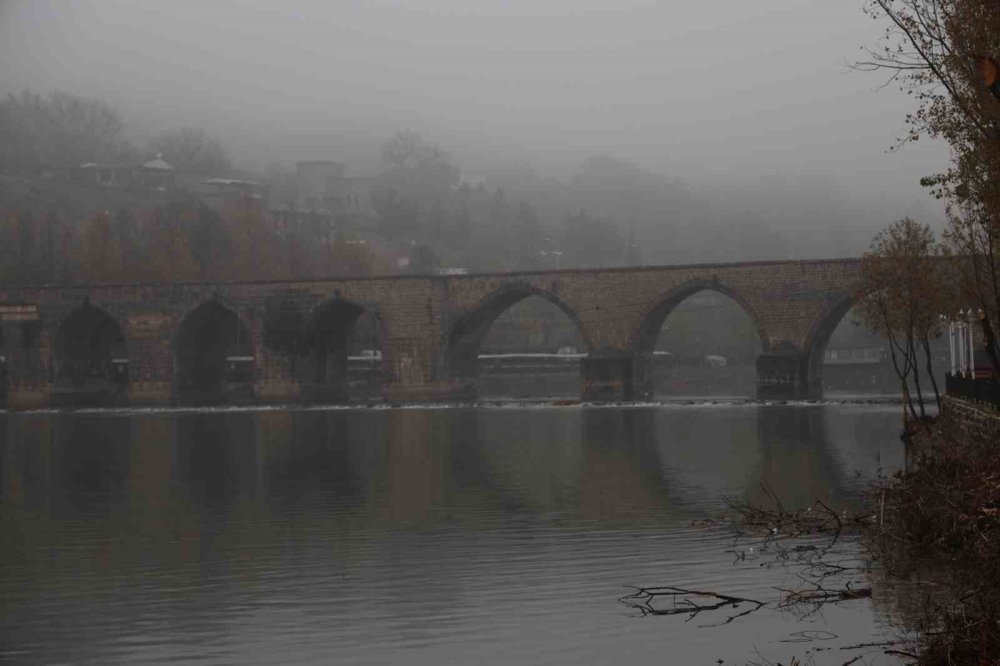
[134,154,176,190]
[294,160,373,216]
[80,162,136,188]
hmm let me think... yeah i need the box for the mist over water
[0,3,965,664]
[1,404,908,665]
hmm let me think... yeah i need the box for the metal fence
[946,373,1000,409]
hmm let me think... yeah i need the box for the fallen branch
[619,586,766,626]
[723,485,871,539]
[777,585,872,608]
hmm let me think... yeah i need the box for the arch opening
[449,289,588,399]
[302,299,384,403]
[805,299,947,398]
[640,288,763,398]
[53,303,128,406]
[175,301,254,405]
[0,325,6,407]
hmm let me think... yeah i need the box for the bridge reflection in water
[0,404,904,665]
[0,405,899,526]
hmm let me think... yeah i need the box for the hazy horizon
[0,0,951,216]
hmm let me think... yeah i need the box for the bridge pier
[581,353,652,402]
[756,352,819,400]
[2,319,51,409]
[382,336,478,403]
[382,380,477,403]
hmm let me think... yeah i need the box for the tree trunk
[908,337,926,419]
[921,336,941,412]
[901,381,918,423]
[886,329,916,420]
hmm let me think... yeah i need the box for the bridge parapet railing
[946,373,1000,411]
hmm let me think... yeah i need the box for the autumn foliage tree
[76,211,125,283]
[0,210,37,283]
[140,208,200,283]
[326,233,385,277]
[861,0,1000,375]
[222,199,287,281]
[0,198,392,285]
[857,218,949,420]
[0,210,72,284]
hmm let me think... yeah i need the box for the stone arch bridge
[0,258,863,409]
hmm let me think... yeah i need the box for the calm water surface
[1,404,909,665]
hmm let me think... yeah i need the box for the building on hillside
[74,155,176,191]
[342,175,375,216]
[295,160,345,211]
[263,160,377,250]
[134,154,176,190]
[199,178,262,203]
[80,162,136,188]
[294,160,373,217]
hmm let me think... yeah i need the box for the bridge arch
[801,291,864,396]
[624,279,767,399]
[52,301,129,406]
[0,324,6,407]
[629,278,769,355]
[302,296,386,403]
[447,282,592,389]
[174,299,255,405]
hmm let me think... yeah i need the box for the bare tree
[0,90,134,169]
[372,130,460,241]
[856,218,947,419]
[146,127,232,175]
[858,0,1000,375]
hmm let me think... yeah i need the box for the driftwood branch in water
[722,486,871,539]
[777,579,872,610]
[624,491,878,628]
[619,586,766,626]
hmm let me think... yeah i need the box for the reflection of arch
[801,292,859,395]
[755,406,853,506]
[0,322,6,407]
[263,411,372,505]
[447,283,592,379]
[302,297,385,403]
[174,300,254,405]
[52,302,129,406]
[577,408,671,520]
[175,412,258,508]
[53,413,131,514]
[629,278,768,354]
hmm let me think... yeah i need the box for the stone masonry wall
[942,395,1000,446]
[0,258,863,407]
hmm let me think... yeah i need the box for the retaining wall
[941,395,1000,445]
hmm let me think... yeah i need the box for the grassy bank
[869,416,1000,665]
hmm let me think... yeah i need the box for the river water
[1,403,910,665]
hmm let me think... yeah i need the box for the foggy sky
[0,0,949,211]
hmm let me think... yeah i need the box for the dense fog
[0,0,952,277]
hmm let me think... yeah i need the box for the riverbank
[869,398,1000,665]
